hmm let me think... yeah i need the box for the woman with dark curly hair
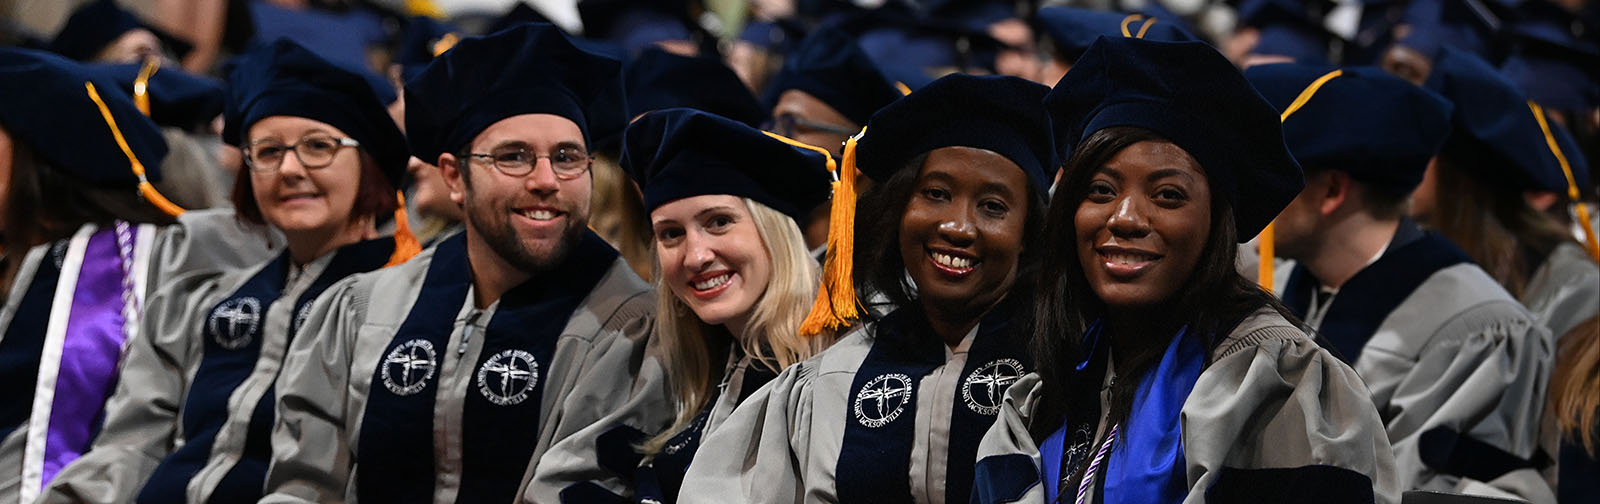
[972,37,1397,504]
[680,73,1053,504]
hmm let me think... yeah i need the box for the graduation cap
[799,73,1054,335]
[762,26,903,127]
[1245,63,1453,195]
[404,23,626,164]
[578,0,696,56]
[1033,6,1199,63]
[1425,47,1568,193]
[0,48,183,214]
[1236,0,1338,64]
[82,60,224,130]
[1394,0,1511,63]
[223,39,409,186]
[488,2,556,34]
[1047,36,1303,242]
[50,0,192,61]
[621,108,832,218]
[1498,0,1600,111]
[395,16,464,83]
[850,16,1009,90]
[625,48,765,127]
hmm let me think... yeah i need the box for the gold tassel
[1529,102,1600,262]
[798,129,866,336]
[386,190,422,267]
[85,81,185,217]
[132,56,159,116]
[1258,69,1344,288]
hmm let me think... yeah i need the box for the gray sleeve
[1364,307,1555,502]
[520,294,668,503]
[147,209,279,292]
[972,374,1047,504]
[37,272,222,504]
[1182,327,1401,504]
[261,277,366,504]
[678,362,815,504]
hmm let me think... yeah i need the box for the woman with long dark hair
[972,37,1397,504]
[0,49,178,504]
[680,73,1052,503]
[41,39,416,504]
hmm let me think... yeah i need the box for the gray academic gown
[678,302,1030,504]
[258,235,668,503]
[0,214,273,504]
[39,238,394,504]
[1521,242,1600,344]
[969,307,1400,504]
[1281,226,1555,503]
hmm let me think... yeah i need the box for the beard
[464,193,589,276]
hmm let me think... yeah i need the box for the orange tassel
[84,81,185,217]
[1529,102,1600,263]
[386,190,422,267]
[798,128,866,336]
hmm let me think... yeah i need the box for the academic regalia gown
[1281,221,1556,503]
[1520,242,1600,343]
[258,232,667,504]
[630,351,776,504]
[678,300,1031,504]
[0,213,273,504]
[969,307,1400,504]
[38,237,398,504]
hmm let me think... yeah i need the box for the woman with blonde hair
[618,108,835,503]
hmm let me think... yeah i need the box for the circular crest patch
[854,373,914,428]
[962,358,1025,415]
[477,349,540,406]
[208,297,262,350]
[381,339,438,396]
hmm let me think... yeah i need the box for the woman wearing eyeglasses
[41,39,415,504]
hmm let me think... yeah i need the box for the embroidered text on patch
[208,297,261,350]
[854,373,914,428]
[382,338,438,395]
[963,358,1024,415]
[477,349,540,406]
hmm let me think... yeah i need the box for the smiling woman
[40,39,414,504]
[679,73,1054,504]
[971,37,1398,504]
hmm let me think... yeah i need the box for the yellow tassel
[1529,101,1600,263]
[132,56,159,117]
[84,81,185,217]
[797,128,867,336]
[386,190,422,267]
[894,82,912,96]
[1257,223,1275,293]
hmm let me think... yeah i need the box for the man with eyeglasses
[761,27,903,255]
[262,23,667,504]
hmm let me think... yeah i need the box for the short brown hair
[231,149,398,227]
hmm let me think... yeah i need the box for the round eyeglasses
[245,136,361,172]
[465,146,592,180]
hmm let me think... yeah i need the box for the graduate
[972,37,1397,504]
[0,48,178,504]
[618,109,835,503]
[1412,48,1600,355]
[49,0,191,64]
[1249,59,1555,502]
[259,24,666,503]
[1032,5,1196,88]
[39,39,416,504]
[680,73,1054,504]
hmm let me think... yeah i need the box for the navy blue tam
[1034,6,1197,63]
[405,23,626,164]
[1245,63,1454,195]
[625,48,766,127]
[0,48,167,187]
[1425,48,1567,192]
[1047,37,1302,242]
[223,39,408,186]
[763,27,903,127]
[622,108,831,219]
[51,0,192,61]
[84,62,224,130]
[856,74,1054,197]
